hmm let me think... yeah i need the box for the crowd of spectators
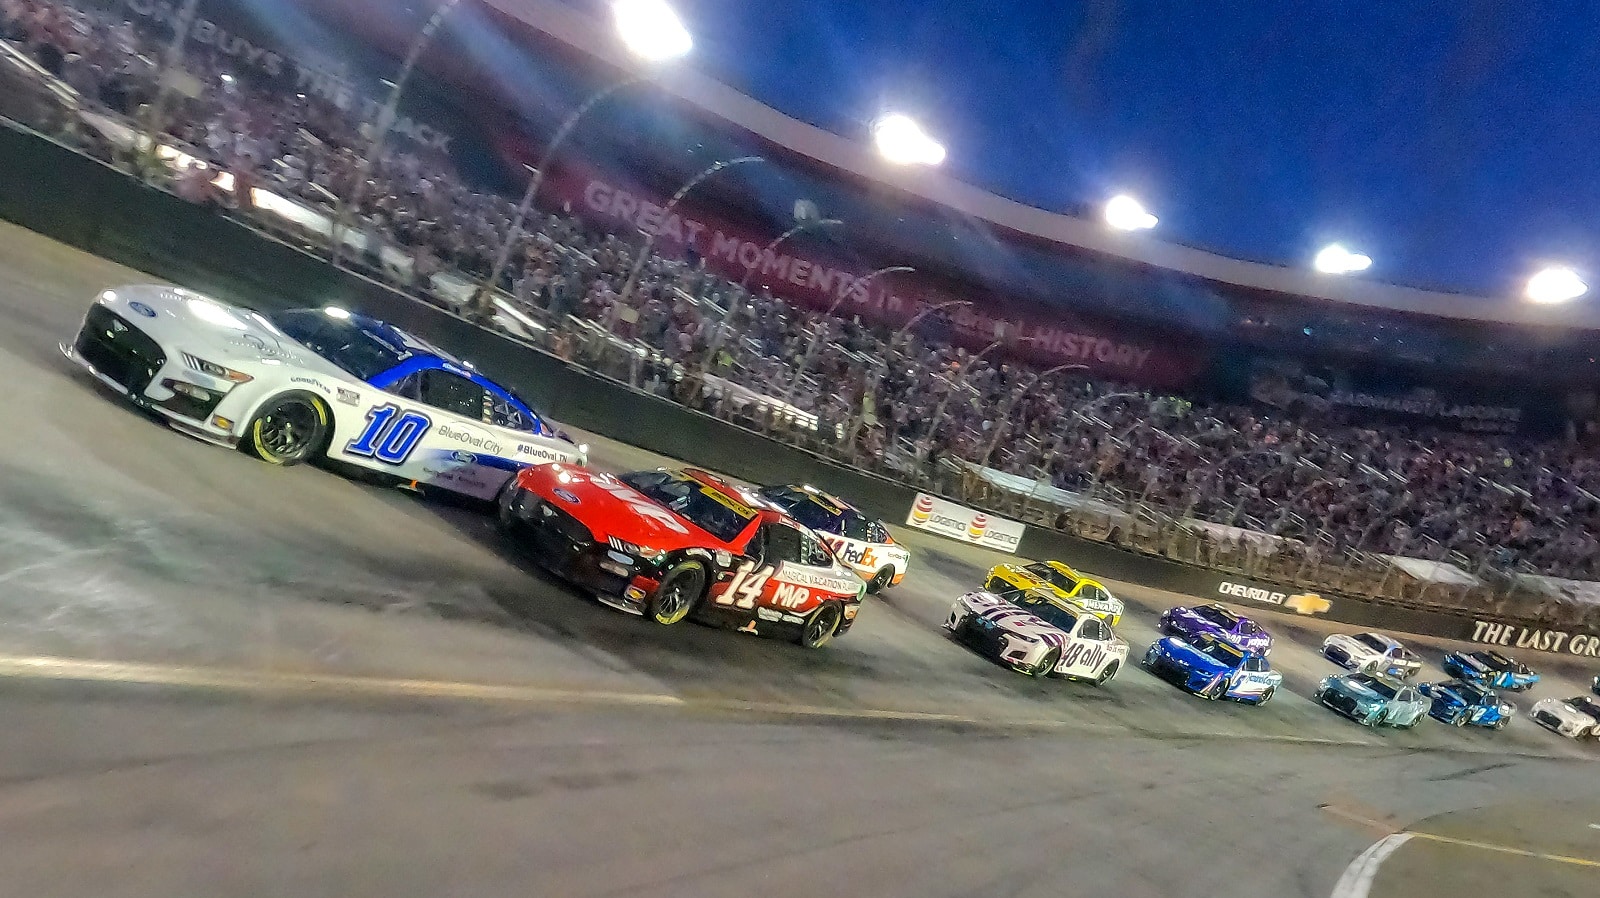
[6,0,1600,585]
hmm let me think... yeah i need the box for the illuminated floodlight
[612,0,693,62]
[1105,194,1157,231]
[1314,243,1372,275]
[1526,267,1588,304]
[873,114,946,166]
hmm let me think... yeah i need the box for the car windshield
[1195,636,1245,666]
[1009,591,1078,632]
[1569,698,1600,717]
[1356,634,1390,652]
[1196,605,1239,627]
[1451,684,1489,704]
[1024,563,1078,593]
[838,508,879,541]
[762,489,840,532]
[268,309,407,381]
[619,471,758,543]
[1352,675,1398,699]
[1481,651,1515,669]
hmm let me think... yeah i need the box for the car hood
[98,285,346,377]
[959,591,1070,650]
[1329,679,1390,703]
[517,465,744,552]
[1156,639,1231,676]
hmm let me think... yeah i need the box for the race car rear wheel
[1093,660,1119,686]
[798,602,843,649]
[1493,716,1507,730]
[867,568,894,594]
[243,391,329,466]
[648,562,705,626]
[1031,646,1061,678]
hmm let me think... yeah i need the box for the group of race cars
[63,285,1600,741]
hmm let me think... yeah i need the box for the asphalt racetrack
[0,220,1596,897]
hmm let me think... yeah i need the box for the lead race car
[500,465,866,647]
[759,484,910,592]
[945,587,1128,684]
[62,285,585,495]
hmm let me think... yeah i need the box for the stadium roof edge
[486,0,1596,331]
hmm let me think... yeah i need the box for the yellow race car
[984,561,1124,627]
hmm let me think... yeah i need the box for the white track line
[1330,833,1413,898]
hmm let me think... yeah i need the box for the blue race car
[1142,632,1282,704]
[1418,680,1515,729]
[1158,603,1273,655]
[1315,672,1428,728]
[1441,649,1540,692]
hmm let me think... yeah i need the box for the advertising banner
[1209,574,1333,617]
[543,168,1206,386]
[1467,620,1600,658]
[905,493,1025,553]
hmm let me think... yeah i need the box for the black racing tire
[1452,712,1470,728]
[1204,678,1229,701]
[1256,685,1276,705]
[1031,646,1062,678]
[1093,660,1119,687]
[242,391,329,466]
[648,561,705,626]
[799,602,843,649]
[1493,716,1507,730]
[494,477,523,532]
[867,567,895,594]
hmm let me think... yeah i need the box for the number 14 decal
[346,403,432,465]
[716,562,773,609]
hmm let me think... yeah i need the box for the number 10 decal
[345,403,432,464]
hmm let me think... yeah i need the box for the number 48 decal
[346,403,432,465]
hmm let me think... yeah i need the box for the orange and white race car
[759,484,910,593]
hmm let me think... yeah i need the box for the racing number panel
[705,522,856,626]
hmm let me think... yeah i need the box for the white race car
[1529,695,1600,740]
[945,588,1127,684]
[63,285,585,497]
[1320,632,1423,679]
[759,484,910,592]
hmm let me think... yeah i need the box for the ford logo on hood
[128,301,156,318]
[450,451,476,464]
[553,488,580,504]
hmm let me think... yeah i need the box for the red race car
[498,464,867,647]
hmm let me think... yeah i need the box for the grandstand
[4,0,1599,627]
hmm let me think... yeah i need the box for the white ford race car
[759,484,910,592]
[945,588,1128,684]
[63,285,585,497]
[1320,632,1423,679]
[1529,695,1600,740]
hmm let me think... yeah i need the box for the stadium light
[1526,266,1588,304]
[612,0,693,61]
[1105,194,1157,231]
[1314,243,1372,275]
[873,114,946,166]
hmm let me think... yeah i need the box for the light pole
[137,0,200,180]
[915,336,1037,469]
[781,265,914,407]
[976,363,1089,470]
[467,75,647,320]
[331,0,465,267]
[700,217,843,373]
[611,155,764,323]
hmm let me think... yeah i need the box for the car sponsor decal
[345,403,432,465]
[290,376,331,394]
[128,300,156,318]
[436,423,503,457]
[774,565,858,595]
[336,387,360,406]
[1059,641,1106,670]
[553,488,580,504]
[716,562,773,609]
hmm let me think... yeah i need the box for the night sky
[654,1,1600,298]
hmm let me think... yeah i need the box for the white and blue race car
[63,284,585,497]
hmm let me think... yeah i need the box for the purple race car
[1159,603,1274,655]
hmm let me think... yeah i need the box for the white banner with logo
[905,493,1025,553]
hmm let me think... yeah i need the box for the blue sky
[659,1,1600,297]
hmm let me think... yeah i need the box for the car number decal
[716,562,773,610]
[345,403,432,464]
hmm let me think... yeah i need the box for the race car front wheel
[1031,646,1061,678]
[649,562,705,626]
[798,602,843,649]
[867,568,894,594]
[243,392,329,466]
